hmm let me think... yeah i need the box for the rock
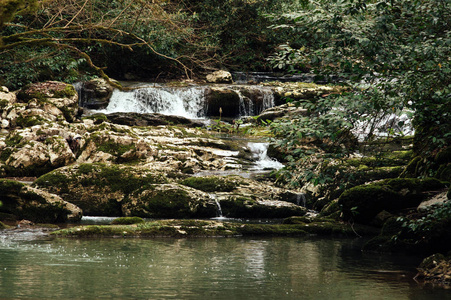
[33,163,169,216]
[418,191,449,211]
[180,176,242,192]
[122,184,216,218]
[0,125,77,176]
[219,195,306,218]
[255,103,308,122]
[16,81,79,122]
[0,179,82,223]
[262,81,346,101]
[339,178,446,224]
[206,70,233,83]
[103,112,204,127]
[416,254,451,285]
[205,87,241,118]
[78,78,116,109]
[0,86,16,103]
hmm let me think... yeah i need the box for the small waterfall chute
[248,142,284,171]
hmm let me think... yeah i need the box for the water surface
[0,233,448,299]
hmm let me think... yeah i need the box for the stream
[0,232,446,299]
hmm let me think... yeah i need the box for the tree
[0,0,196,88]
[268,0,451,186]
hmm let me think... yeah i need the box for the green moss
[375,177,445,193]
[0,179,25,195]
[15,115,44,127]
[338,185,399,224]
[0,148,13,162]
[0,221,6,229]
[52,84,76,98]
[33,171,72,194]
[180,176,241,192]
[83,113,108,124]
[5,133,23,147]
[142,188,194,218]
[0,99,9,108]
[111,217,144,225]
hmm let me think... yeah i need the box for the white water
[91,83,276,119]
[353,112,414,141]
[234,86,275,117]
[97,86,208,119]
[248,142,284,171]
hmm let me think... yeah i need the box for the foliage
[268,0,451,187]
[0,0,304,88]
[398,201,451,235]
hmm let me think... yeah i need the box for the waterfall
[234,89,253,117]
[209,194,225,219]
[214,199,223,218]
[296,193,307,207]
[248,142,284,171]
[261,88,275,111]
[98,86,208,119]
[90,83,276,119]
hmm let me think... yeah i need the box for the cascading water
[89,83,276,119]
[98,85,208,119]
[247,142,284,171]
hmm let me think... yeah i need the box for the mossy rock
[180,176,242,192]
[338,185,399,224]
[220,195,306,218]
[123,184,216,219]
[33,163,169,216]
[0,179,81,223]
[17,81,76,102]
[339,178,446,224]
[111,217,144,225]
[0,221,5,229]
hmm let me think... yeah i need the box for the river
[0,232,447,299]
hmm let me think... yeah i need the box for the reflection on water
[0,233,448,299]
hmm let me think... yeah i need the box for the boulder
[33,163,169,216]
[205,87,241,118]
[219,195,306,218]
[339,178,446,224]
[0,179,82,222]
[416,254,451,285]
[0,125,77,177]
[0,86,16,104]
[122,183,216,218]
[206,70,233,83]
[255,103,308,122]
[78,78,115,109]
[102,112,204,127]
[16,81,79,122]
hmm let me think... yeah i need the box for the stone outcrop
[100,112,205,127]
[338,178,446,224]
[77,78,116,109]
[416,254,451,285]
[254,103,309,122]
[0,179,82,223]
[1,81,79,130]
[206,70,233,83]
[33,165,306,218]
[122,184,216,218]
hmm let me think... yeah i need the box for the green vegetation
[111,217,144,225]
[180,176,242,192]
[268,0,450,187]
[52,218,376,238]
[0,0,304,88]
